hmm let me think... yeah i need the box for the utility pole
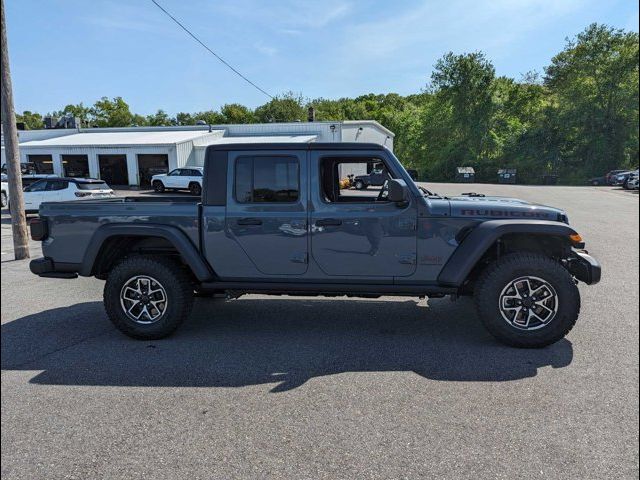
[1,0,29,259]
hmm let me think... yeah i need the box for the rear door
[42,179,68,205]
[225,150,308,275]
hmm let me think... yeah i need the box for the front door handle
[316,218,342,226]
[237,217,262,226]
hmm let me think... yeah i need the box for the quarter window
[235,156,299,203]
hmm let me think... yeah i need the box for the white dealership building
[1,121,394,187]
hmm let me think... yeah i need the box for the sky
[5,0,639,116]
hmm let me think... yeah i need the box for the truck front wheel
[104,256,194,339]
[474,253,580,348]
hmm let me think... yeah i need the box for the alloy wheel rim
[120,275,168,324]
[498,276,559,331]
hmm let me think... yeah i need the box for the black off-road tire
[153,181,165,193]
[355,180,366,190]
[474,252,580,348]
[104,256,194,340]
[189,182,202,196]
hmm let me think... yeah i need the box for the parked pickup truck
[29,143,601,348]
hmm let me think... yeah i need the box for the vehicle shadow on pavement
[1,297,573,392]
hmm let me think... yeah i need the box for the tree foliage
[15,24,638,184]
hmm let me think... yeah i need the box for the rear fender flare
[438,220,578,287]
[80,224,214,281]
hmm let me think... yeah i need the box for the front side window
[167,169,181,176]
[320,156,395,203]
[235,156,299,203]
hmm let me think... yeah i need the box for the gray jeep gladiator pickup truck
[29,143,601,348]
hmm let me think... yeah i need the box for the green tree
[421,52,496,180]
[192,110,225,125]
[545,24,639,178]
[57,103,92,127]
[175,112,194,125]
[220,103,255,124]
[254,92,306,123]
[90,96,134,127]
[146,109,174,126]
[15,110,42,130]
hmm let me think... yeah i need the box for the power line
[150,0,273,99]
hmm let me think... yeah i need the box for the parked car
[1,174,58,209]
[626,170,639,190]
[151,167,203,195]
[21,177,114,213]
[29,142,600,348]
[588,175,607,186]
[613,171,635,189]
[353,164,390,190]
[1,174,7,208]
[605,169,627,185]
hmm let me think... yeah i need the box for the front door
[225,150,308,275]
[22,179,47,210]
[310,151,417,277]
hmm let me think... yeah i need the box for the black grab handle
[315,218,342,226]
[237,218,263,226]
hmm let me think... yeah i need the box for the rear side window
[77,181,109,190]
[235,156,299,203]
[45,180,69,191]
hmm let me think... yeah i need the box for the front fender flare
[438,220,578,287]
[80,224,214,281]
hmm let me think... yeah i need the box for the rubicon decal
[460,209,551,218]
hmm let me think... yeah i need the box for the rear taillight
[75,191,92,197]
[30,217,48,241]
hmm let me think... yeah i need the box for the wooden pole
[1,0,30,259]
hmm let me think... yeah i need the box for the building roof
[19,130,221,148]
[201,135,318,146]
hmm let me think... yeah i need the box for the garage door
[137,154,169,187]
[62,155,90,178]
[98,154,129,186]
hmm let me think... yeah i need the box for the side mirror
[387,178,409,204]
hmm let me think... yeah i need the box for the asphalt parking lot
[1,183,638,479]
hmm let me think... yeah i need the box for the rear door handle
[237,218,262,226]
[316,218,342,226]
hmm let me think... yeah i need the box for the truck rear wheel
[474,253,580,348]
[355,180,366,190]
[104,256,194,339]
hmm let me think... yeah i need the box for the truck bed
[38,197,202,267]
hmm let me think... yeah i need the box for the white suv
[1,173,8,208]
[151,167,204,196]
[22,178,114,213]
